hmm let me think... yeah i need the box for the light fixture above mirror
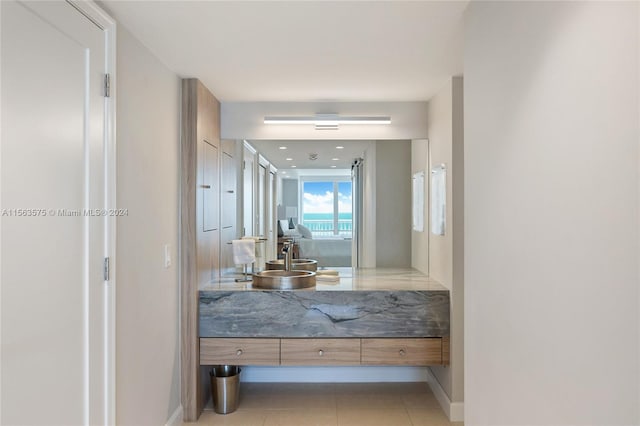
[264,113,391,130]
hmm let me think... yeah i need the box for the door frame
[67,1,117,424]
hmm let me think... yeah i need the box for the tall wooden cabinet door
[203,141,219,232]
[220,227,235,272]
[221,151,236,229]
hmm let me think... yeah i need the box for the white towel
[316,274,340,282]
[241,236,264,259]
[232,239,255,265]
[317,270,339,276]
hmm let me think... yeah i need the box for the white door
[1,1,112,424]
[243,148,254,236]
[267,170,275,260]
[258,164,266,236]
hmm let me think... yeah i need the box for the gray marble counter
[199,268,450,338]
[200,267,448,292]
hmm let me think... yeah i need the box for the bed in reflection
[280,221,352,268]
[297,237,352,267]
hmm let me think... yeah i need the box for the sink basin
[265,258,318,272]
[252,270,316,290]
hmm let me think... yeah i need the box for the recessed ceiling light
[330,165,337,168]
[286,158,293,161]
[332,158,339,161]
[281,171,287,174]
[336,146,344,149]
[291,165,297,168]
[279,146,287,150]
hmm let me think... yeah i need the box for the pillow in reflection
[297,224,313,239]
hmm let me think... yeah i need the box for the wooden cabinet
[182,78,222,420]
[281,339,360,366]
[220,143,237,273]
[221,150,236,229]
[361,338,442,366]
[202,141,219,232]
[200,337,445,367]
[200,338,280,366]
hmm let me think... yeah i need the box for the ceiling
[100,1,467,102]
[249,139,371,170]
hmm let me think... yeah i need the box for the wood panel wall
[181,79,221,422]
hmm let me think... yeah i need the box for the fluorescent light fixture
[330,165,337,168]
[264,114,391,127]
[279,146,287,150]
[285,158,293,161]
[336,146,344,149]
[332,158,339,161]
[291,165,297,168]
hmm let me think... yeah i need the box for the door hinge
[104,257,110,281]
[104,74,111,97]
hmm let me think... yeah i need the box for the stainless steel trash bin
[210,365,241,414]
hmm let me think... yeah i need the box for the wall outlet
[164,244,172,269]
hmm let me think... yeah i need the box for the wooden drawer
[361,338,442,366]
[200,338,280,366]
[281,339,361,366]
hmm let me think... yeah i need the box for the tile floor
[185,382,463,426]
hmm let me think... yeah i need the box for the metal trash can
[210,365,241,414]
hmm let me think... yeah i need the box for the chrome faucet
[282,241,292,271]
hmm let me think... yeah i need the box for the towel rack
[229,239,267,282]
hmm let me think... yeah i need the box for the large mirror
[239,139,416,271]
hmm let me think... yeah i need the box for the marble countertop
[199,267,448,292]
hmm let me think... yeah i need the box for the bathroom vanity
[199,268,450,367]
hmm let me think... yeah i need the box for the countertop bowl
[252,270,316,290]
[265,259,318,272]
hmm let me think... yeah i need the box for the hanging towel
[241,236,264,259]
[232,239,255,265]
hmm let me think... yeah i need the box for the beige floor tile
[263,409,338,426]
[238,384,336,410]
[406,407,453,426]
[337,408,413,426]
[236,392,274,410]
[382,382,431,395]
[191,409,267,426]
[333,382,402,396]
[188,383,463,426]
[268,392,337,410]
[401,392,442,410]
[336,393,405,410]
[276,383,335,393]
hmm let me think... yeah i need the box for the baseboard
[241,366,430,383]
[426,369,464,422]
[165,405,183,426]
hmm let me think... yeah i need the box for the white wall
[424,78,465,413]
[361,142,377,267]
[376,140,412,267]
[411,139,429,275]
[115,26,181,426]
[465,2,638,425]
[221,101,428,140]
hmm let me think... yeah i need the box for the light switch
[164,244,172,269]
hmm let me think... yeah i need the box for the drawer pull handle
[318,349,324,356]
[399,349,406,356]
[236,349,243,356]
